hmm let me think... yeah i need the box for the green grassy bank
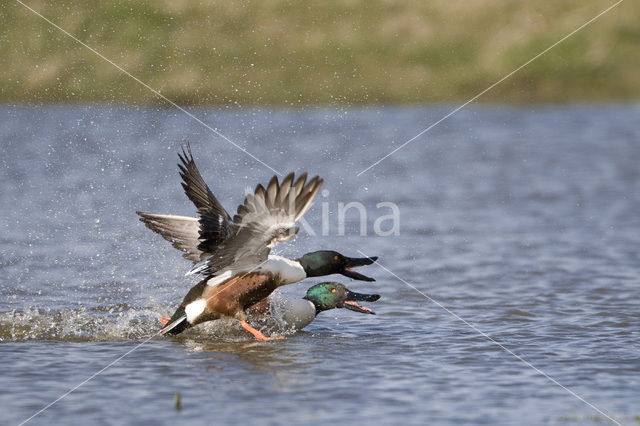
[1,0,638,105]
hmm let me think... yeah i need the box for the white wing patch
[206,270,234,287]
[185,299,207,323]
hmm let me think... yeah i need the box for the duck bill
[341,256,378,282]
[342,290,380,315]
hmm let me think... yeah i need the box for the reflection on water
[1,104,640,425]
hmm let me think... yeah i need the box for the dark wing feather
[197,221,273,277]
[178,143,232,222]
[197,208,234,254]
[178,143,238,252]
[137,212,202,262]
[138,145,236,262]
[196,172,323,278]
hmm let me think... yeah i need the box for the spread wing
[136,212,203,262]
[195,172,323,279]
[178,143,236,252]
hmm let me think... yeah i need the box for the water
[1,104,639,425]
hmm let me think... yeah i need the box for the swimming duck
[245,282,381,332]
[138,145,378,340]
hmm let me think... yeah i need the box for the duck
[245,282,381,332]
[138,144,378,340]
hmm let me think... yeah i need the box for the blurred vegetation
[1,0,638,105]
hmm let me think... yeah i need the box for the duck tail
[159,316,187,335]
[159,307,189,335]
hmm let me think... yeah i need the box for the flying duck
[137,145,377,340]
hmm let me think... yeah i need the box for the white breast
[272,298,317,330]
[260,255,306,284]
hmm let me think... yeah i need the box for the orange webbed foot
[240,320,285,341]
[159,317,170,326]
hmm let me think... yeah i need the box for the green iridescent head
[303,282,380,314]
[298,251,378,281]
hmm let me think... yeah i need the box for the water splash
[0,300,303,343]
[0,305,166,342]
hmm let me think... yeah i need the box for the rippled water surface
[1,104,639,425]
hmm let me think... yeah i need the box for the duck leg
[240,320,284,341]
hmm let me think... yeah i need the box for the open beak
[340,256,378,282]
[342,290,380,315]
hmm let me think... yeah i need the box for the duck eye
[334,255,339,261]
[331,288,336,293]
